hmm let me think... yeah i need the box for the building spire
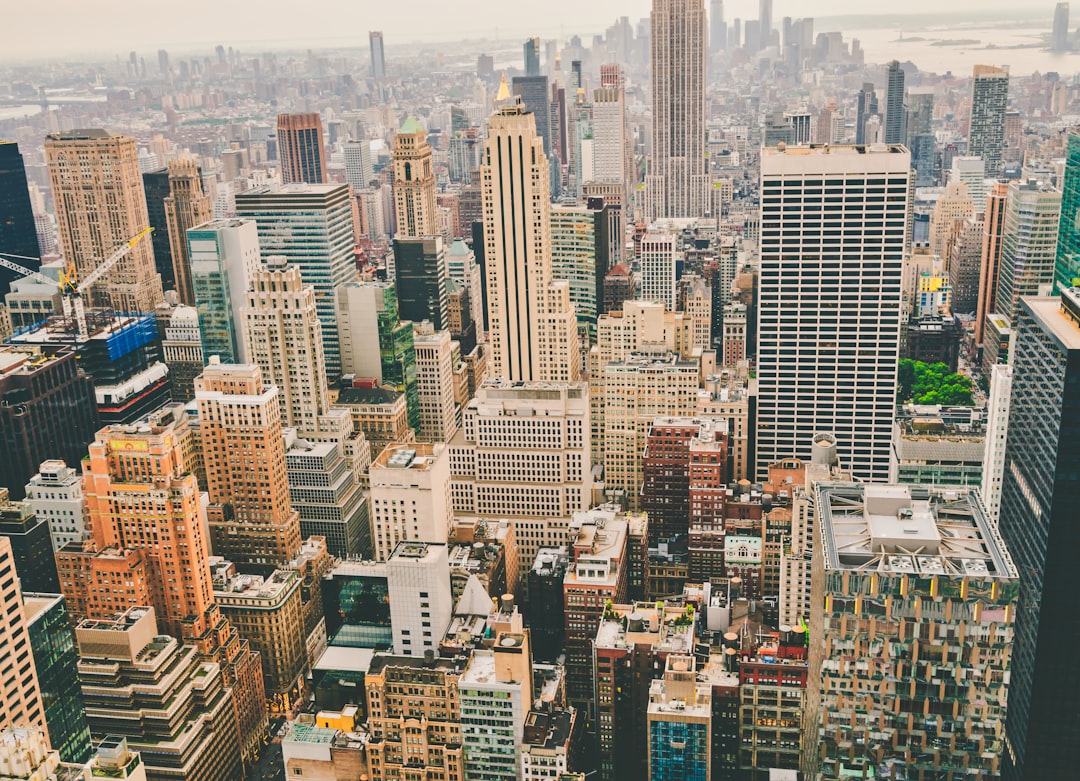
[496,71,511,102]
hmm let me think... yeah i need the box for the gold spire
[496,71,511,102]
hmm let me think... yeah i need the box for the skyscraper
[235,184,357,380]
[884,60,906,144]
[385,541,452,657]
[44,130,164,313]
[710,0,726,52]
[0,537,45,734]
[0,141,39,296]
[511,75,552,157]
[523,37,541,76]
[996,289,1080,780]
[1054,132,1080,291]
[242,256,329,435]
[905,87,936,186]
[276,113,328,185]
[0,493,60,594]
[1053,2,1070,52]
[142,168,174,289]
[188,218,262,365]
[591,82,632,204]
[164,159,212,305]
[757,0,772,50]
[976,182,1010,346]
[757,144,910,481]
[481,85,581,383]
[344,140,374,190]
[646,0,708,220]
[638,231,678,311]
[969,65,1009,175]
[196,360,301,570]
[369,31,386,79]
[392,117,438,238]
[854,82,878,146]
[393,237,449,330]
[994,180,1061,322]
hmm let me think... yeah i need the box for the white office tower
[448,380,593,579]
[460,622,533,781]
[413,325,464,443]
[646,0,709,220]
[385,541,452,657]
[639,231,678,310]
[981,363,1013,525]
[591,82,632,203]
[242,256,330,436]
[24,460,87,552]
[369,444,452,561]
[482,81,580,383]
[950,156,989,211]
[757,144,911,481]
[343,140,374,191]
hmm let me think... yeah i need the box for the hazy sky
[3,1,1046,61]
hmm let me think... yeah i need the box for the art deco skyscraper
[996,289,1080,781]
[44,130,164,313]
[164,159,212,305]
[242,256,330,436]
[969,65,1009,175]
[392,117,438,238]
[481,83,580,382]
[276,113,328,185]
[196,360,301,570]
[756,144,911,481]
[646,0,708,220]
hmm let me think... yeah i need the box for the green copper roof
[399,116,424,134]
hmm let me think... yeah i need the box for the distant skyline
[1,1,1054,61]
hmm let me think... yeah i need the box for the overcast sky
[3,1,1045,61]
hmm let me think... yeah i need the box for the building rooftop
[335,385,403,406]
[817,483,1017,578]
[211,565,298,600]
[313,646,377,674]
[366,652,469,677]
[373,443,442,470]
[285,723,337,745]
[1030,291,1080,350]
[22,592,63,625]
[532,547,569,578]
[522,707,575,751]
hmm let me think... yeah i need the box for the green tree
[897,359,973,406]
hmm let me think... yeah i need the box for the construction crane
[0,227,153,340]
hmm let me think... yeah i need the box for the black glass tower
[142,167,174,288]
[998,290,1080,781]
[0,141,39,295]
[392,236,448,331]
[0,501,60,593]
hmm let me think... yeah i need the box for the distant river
[842,22,1078,76]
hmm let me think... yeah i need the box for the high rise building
[976,182,1010,346]
[196,361,301,570]
[855,82,879,146]
[646,0,708,219]
[638,231,678,310]
[0,345,98,502]
[482,86,580,383]
[996,290,1080,780]
[757,0,772,50]
[647,655,713,781]
[157,302,204,402]
[550,204,611,338]
[591,83,632,205]
[1053,2,1070,52]
[524,37,541,76]
[0,492,60,593]
[393,237,449,330]
[164,160,212,305]
[276,113,328,185]
[286,438,369,559]
[44,130,163,313]
[392,118,438,238]
[0,141,39,296]
[460,628,533,781]
[994,180,1061,322]
[1054,132,1080,291]
[981,362,1012,525]
[412,326,462,442]
[0,537,45,735]
[364,654,467,781]
[24,460,87,552]
[242,256,329,435]
[235,184,357,380]
[511,75,552,159]
[884,60,906,144]
[22,593,92,764]
[369,443,452,561]
[757,144,910,481]
[75,606,243,781]
[369,31,386,79]
[188,218,261,364]
[968,65,1009,175]
[928,180,974,260]
[803,484,1017,780]
[905,88,936,187]
[710,0,726,52]
[343,140,374,191]
[385,540,453,657]
[448,380,593,581]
